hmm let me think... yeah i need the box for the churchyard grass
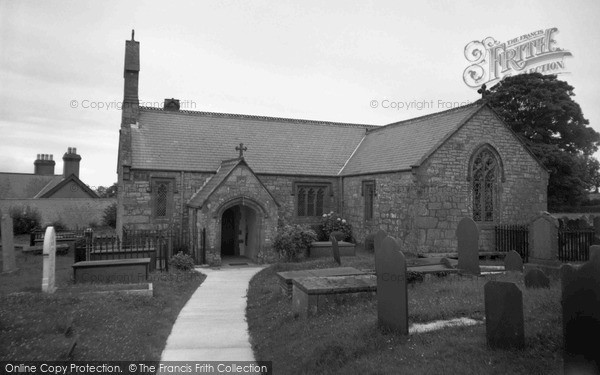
[247,253,563,374]
[0,246,204,360]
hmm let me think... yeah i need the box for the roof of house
[34,174,100,198]
[130,100,537,177]
[188,158,278,208]
[0,173,62,199]
[340,102,484,175]
[131,108,374,176]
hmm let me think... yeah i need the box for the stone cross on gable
[236,143,248,158]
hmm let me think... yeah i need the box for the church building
[116,34,548,265]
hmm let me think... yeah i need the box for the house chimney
[164,98,180,111]
[34,154,55,175]
[62,147,81,178]
[122,29,140,126]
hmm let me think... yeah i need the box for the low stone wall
[0,198,116,229]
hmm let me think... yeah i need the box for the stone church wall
[416,106,548,253]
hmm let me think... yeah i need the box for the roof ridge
[369,100,484,133]
[139,106,379,129]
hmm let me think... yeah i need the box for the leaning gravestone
[529,213,559,264]
[562,253,600,374]
[42,226,57,293]
[504,250,524,272]
[375,236,408,334]
[484,281,524,349]
[330,235,341,266]
[524,268,550,289]
[456,217,480,275]
[1,213,17,273]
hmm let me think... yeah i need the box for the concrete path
[160,265,264,361]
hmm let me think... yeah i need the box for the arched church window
[295,184,329,217]
[471,147,500,222]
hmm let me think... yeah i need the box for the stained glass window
[472,148,498,222]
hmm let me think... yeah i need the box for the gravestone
[456,217,480,275]
[562,254,600,374]
[504,250,523,272]
[375,236,408,334]
[529,213,559,264]
[1,213,17,273]
[524,268,550,289]
[42,226,57,293]
[484,281,525,349]
[330,235,341,266]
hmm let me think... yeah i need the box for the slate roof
[188,158,278,208]
[131,102,499,177]
[34,174,100,198]
[131,108,374,176]
[340,102,485,175]
[0,173,62,199]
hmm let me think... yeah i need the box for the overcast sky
[1,0,599,188]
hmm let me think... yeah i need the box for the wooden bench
[276,267,366,296]
[72,258,151,284]
[292,274,377,318]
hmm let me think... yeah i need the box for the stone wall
[119,169,213,230]
[416,106,547,253]
[342,171,418,251]
[0,198,116,229]
[257,174,340,228]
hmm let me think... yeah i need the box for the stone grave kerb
[528,213,559,265]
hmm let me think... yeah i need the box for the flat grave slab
[292,274,377,317]
[309,241,356,258]
[72,258,151,284]
[277,267,365,296]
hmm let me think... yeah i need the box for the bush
[9,206,41,235]
[319,212,353,242]
[169,251,195,271]
[273,224,317,261]
[103,203,117,228]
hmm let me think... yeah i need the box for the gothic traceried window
[472,147,499,222]
[296,184,328,217]
[152,179,174,218]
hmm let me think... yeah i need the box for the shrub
[9,206,41,235]
[319,212,353,242]
[273,224,317,261]
[103,203,117,228]
[169,251,195,271]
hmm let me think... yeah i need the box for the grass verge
[0,249,204,360]
[246,254,563,374]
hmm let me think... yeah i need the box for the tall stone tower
[116,30,140,237]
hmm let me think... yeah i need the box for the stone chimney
[34,154,55,175]
[62,147,81,178]
[164,98,180,111]
[122,29,140,126]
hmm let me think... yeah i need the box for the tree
[95,183,118,198]
[486,73,600,208]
